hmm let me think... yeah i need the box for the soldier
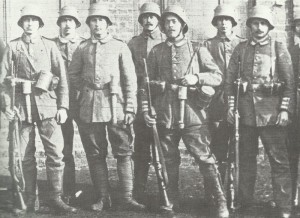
[204,4,243,189]
[289,11,300,211]
[53,5,85,205]
[68,3,145,212]
[127,2,165,203]
[225,5,294,218]
[142,5,229,218]
[0,5,77,214]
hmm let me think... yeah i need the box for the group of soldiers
[0,2,299,218]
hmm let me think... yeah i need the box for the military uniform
[0,33,70,209]
[288,34,300,207]
[204,33,243,181]
[225,35,294,211]
[68,22,144,210]
[53,34,85,200]
[128,26,165,200]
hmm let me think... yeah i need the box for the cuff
[280,97,290,111]
[125,98,136,114]
[141,100,149,113]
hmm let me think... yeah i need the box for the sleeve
[224,44,241,110]
[0,44,13,112]
[276,41,295,114]
[50,42,69,110]
[68,45,84,91]
[119,43,137,114]
[196,46,222,87]
[140,47,160,113]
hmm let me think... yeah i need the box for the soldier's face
[216,17,233,35]
[250,18,270,40]
[141,13,159,31]
[295,20,300,35]
[164,15,183,39]
[22,16,40,35]
[60,17,77,37]
[89,16,109,37]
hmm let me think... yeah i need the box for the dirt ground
[0,117,287,218]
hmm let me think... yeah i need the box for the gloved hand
[56,108,68,124]
[124,112,135,125]
[181,74,198,86]
[4,106,19,121]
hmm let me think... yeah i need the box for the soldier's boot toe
[118,197,146,212]
[91,196,111,212]
[49,197,77,214]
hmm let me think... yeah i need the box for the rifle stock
[143,58,173,212]
[8,60,27,213]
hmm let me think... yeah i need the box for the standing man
[225,6,294,218]
[53,5,85,205]
[142,5,229,218]
[127,2,165,203]
[68,3,145,212]
[204,4,243,185]
[289,12,300,211]
[0,5,77,214]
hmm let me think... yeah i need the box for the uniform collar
[166,36,187,47]
[58,34,79,44]
[22,33,41,44]
[249,35,270,46]
[141,27,161,39]
[91,33,112,44]
[216,32,235,42]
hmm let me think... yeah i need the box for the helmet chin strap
[171,23,186,41]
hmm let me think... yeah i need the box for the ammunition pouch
[251,81,285,96]
[83,80,110,90]
[149,81,166,96]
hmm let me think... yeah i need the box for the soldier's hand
[227,108,234,124]
[56,108,68,124]
[4,106,18,121]
[276,111,289,127]
[181,74,198,86]
[124,112,135,125]
[143,112,156,127]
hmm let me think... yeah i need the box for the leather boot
[87,157,111,211]
[166,163,180,211]
[133,158,150,204]
[62,154,76,205]
[23,166,39,212]
[117,156,146,211]
[200,163,229,218]
[47,169,77,214]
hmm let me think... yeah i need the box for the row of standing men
[0,2,299,218]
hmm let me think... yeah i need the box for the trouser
[209,120,231,183]
[61,116,83,197]
[157,124,216,203]
[20,118,65,200]
[239,125,292,210]
[133,115,152,196]
[78,122,134,198]
[287,121,300,206]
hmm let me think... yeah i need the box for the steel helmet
[57,6,81,28]
[86,3,112,26]
[138,2,161,25]
[161,5,188,34]
[18,5,44,28]
[246,5,274,30]
[212,5,237,27]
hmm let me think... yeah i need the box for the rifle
[143,58,173,213]
[227,58,241,212]
[7,60,27,214]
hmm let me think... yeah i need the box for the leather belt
[84,81,110,90]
